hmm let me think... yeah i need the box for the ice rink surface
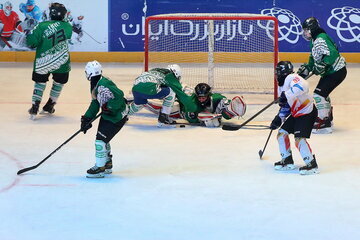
[0,62,359,240]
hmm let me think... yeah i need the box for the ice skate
[86,165,105,178]
[274,155,296,171]
[104,154,113,174]
[157,112,176,127]
[41,98,56,114]
[28,100,40,120]
[312,117,332,134]
[299,156,319,175]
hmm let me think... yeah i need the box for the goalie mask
[276,61,294,87]
[302,17,320,41]
[167,64,181,81]
[49,2,67,21]
[195,83,212,107]
[3,1,12,16]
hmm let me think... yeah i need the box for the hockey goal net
[144,13,279,98]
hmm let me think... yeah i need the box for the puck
[180,124,186,128]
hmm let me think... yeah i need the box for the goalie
[144,83,246,127]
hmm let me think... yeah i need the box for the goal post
[144,13,279,98]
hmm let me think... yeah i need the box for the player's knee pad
[128,102,144,115]
[277,128,289,138]
[313,93,331,119]
[95,139,107,167]
[161,88,176,114]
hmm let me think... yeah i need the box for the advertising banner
[110,0,360,53]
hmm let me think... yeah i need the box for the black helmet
[275,61,294,86]
[302,17,320,40]
[195,83,211,107]
[49,2,67,21]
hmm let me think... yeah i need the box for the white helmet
[85,60,102,80]
[167,64,181,80]
[4,1,12,16]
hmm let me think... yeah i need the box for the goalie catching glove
[221,96,246,119]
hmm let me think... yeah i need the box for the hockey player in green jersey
[128,64,196,127]
[80,61,128,178]
[144,83,246,127]
[298,17,347,134]
[27,2,72,120]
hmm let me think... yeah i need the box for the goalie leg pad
[198,112,222,127]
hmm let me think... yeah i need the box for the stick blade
[258,150,264,159]
[222,124,241,131]
[17,166,37,175]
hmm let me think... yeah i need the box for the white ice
[0,62,359,240]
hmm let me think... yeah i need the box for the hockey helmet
[49,2,67,21]
[3,1,12,16]
[195,83,212,107]
[167,64,182,81]
[302,17,320,40]
[85,60,102,80]
[275,61,294,86]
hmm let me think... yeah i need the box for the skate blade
[300,168,320,175]
[274,164,296,171]
[29,114,36,120]
[312,127,332,134]
[104,169,112,174]
[40,110,55,115]
[86,173,105,178]
[157,123,177,128]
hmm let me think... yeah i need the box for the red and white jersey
[0,10,20,38]
[278,73,314,117]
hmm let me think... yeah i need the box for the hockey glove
[297,64,311,79]
[80,115,92,134]
[279,92,288,107]
[270,115,282,130]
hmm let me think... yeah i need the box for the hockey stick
[83,30,103,44]
[0,36,13,49]
[258,129,273,159]
[222,98,278,131]
[17,113,102,175]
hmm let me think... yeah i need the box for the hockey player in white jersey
[270,61,319,175]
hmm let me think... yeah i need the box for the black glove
[297,64,311,79]
[80,115,92,134]
[279,92,287,107]
[270,115,282,130]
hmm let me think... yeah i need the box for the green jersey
[27,20,72,74]
[132,68,196,112]
[307,33,346,77]
[181,93,229,123]
[84,76,128,123]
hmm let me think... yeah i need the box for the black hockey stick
[222,98,279,131]
[83,30,103,44]
[17,113,101,175]
[258,129,273,159]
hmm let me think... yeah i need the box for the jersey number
[47,29,66,47]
